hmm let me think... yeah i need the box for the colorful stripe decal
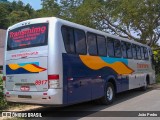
[6,62,46,74]
[79,55,134,74]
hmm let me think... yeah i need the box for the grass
[0,75,8,110]
[156,74,160,83]
[0,75,21,110]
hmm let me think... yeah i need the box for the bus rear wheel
[100,82,115,105]
[140,79,148,91]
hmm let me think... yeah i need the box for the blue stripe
[100,57,128,65]
[18,62,39,66]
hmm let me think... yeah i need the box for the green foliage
[0,93,8,110]
[153,50,160,75]
[0,2,10,29]
[0,0,159,46]
[8,11,30,25]
[156,74,160,83]
[0,74,2,85]
[105,0,160,46]
[59,0,159,47]
[1,0,159,46]
[0,76,7,109]
[0,1,35,29]
[38,0,61,17]
[0,76,20,110]
[71,0,101,28]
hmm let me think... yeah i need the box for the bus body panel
[62,53,131,104]
[62,53,104,104]
[128,56,155,90]
[5,56,48,91]
[3,17,156,106]
[4,18,63,105]
[4,89,63,105]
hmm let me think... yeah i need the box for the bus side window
[87,33,98,55]
[136,45,141,59]
[144,47,149,60]
[61,26,75,54]
[132,44,137,59]
[121,41,127,58]
[141,46,145,60]
[126,42,132,59]
[114,39,121,57]
[107,37,114,57]
[74,29,87,54]
[97,35,107,56]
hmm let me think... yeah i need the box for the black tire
[99,82,115,105]
[140,79,148,91]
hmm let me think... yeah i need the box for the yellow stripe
[23,64,45,72]
[8,64,20,70]
[79,55,133,74]
[8,64,45,72]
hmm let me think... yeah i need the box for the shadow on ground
[24,85,159,119]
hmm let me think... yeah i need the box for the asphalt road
[26,85,160,120]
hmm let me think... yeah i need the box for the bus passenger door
[129,74,137,89]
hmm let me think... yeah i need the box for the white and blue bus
[3,17,155,105]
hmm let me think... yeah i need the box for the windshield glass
[7,23,48,50]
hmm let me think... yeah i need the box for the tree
[0,2,10,29]
[103,0,160,46]
[8,11,30,25]
[49,0,159,47]
[39,0,61,17]
[0,1,35,29]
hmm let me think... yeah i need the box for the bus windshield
[7,23,48,51]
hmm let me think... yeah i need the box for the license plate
[18,95,32,99]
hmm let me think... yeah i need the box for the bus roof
[7,17,150,48]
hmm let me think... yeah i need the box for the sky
[8,0,42,10]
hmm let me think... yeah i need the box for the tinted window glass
[121,41,127,58]
[62,26,75,53]
[141,47,145,59]
[126,42,132,58]
[114,39,121,57]
[107,38,114,57]
[132,44,137,59]
[74,29,86,54]
[87,33,97,55]
[136,45,141,59]
[7,23,48,50]
[97,35,106,56]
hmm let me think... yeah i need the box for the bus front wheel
[100,82,115,105]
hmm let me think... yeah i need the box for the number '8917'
[35,80,47,85]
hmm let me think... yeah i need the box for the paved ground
[23,84,160,120]
[1,84,160,120]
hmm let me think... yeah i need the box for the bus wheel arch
[107,78,117,94]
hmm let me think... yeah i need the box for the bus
[3,17,155,105]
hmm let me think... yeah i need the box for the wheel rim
[107,86,113,101]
